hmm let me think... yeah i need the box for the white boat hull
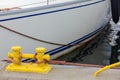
[0,0,111,59]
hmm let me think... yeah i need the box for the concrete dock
[0,61,120,80]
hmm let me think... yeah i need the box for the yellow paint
[6,46,52,73]
[10,46,22,65]
[94,62,120,77]
[35,47,50,67]
[6,63,52,73]
[8,53,34,59]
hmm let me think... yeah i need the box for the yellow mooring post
[6,46,52,74]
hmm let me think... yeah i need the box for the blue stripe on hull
[46,25,106,55]
[0,0,105,22]
[24,25,107,62]
[0,0,107,56]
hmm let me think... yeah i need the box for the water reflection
[56,21,120,66]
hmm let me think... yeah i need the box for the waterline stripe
[46,26,105,55]
[0,0,105,22]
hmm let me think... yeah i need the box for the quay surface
[0,61,120,80]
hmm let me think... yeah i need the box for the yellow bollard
[10,46,22,65]
[6,46,52,73]
[8,53,34,59]
[35,47,50,67]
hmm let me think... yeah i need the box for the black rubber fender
[111,0,120,23]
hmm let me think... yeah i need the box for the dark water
[56,21,120,66]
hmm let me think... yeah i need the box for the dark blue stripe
[24,26,106,62]
[0,0,105,22]
[46,26,105,55]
